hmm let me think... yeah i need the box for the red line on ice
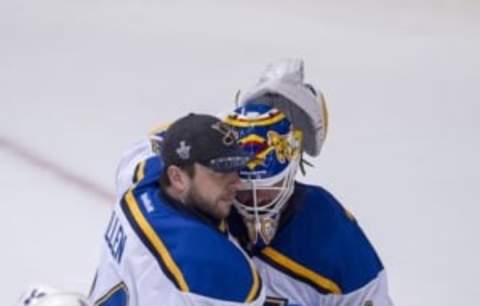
[0,136,115,202]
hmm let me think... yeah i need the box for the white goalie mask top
[224,103,302,244]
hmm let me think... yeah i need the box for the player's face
[186,163,241,220]
[235,180,283,208]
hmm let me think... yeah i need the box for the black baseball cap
[162,113,252,173]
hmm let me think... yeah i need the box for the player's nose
[226,172,241,190]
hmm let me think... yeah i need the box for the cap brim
[201,148,253,173]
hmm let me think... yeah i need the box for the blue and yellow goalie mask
[225,103,302,244]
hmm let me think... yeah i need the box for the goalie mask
[225,103,302,244]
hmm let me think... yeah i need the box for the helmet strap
[299,152,314,176]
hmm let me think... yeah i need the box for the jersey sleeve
[319,187,394,305]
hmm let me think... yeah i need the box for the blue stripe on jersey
[122,165,260,302]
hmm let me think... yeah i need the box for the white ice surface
[1,1,480,305]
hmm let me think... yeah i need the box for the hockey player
[224,103,393,305]
[112,59,393,305]
[223,59,393,305]
[90,114,265,306]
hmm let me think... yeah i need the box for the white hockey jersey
[112,139,393,306]
[90,154,264,306]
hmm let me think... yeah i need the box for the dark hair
[159,163,196,189]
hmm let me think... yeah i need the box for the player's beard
[184,184,233,221]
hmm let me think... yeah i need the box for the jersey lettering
[105,212,127,264]
[264,296,290,306]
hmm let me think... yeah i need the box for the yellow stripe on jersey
[94,282,128,306]
[261,247,341,294]
[125,190,189,292]
[321,93,329,137]
[148,123,170,135]
[134,160,146,184]
[245,258,261,303]
[225,112,286,127]
[218,219,227,234]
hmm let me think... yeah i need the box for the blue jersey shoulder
[257,182,384,294]
[132,155,164,184]
[121,173,260,303]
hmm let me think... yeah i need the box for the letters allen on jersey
[104,212,127,264]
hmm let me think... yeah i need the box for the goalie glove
[239,58,328,157]
[16,285,91,306]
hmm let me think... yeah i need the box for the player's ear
[167,165,190,193]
